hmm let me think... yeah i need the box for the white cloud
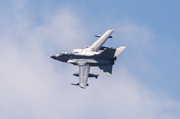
[0,1,180,119]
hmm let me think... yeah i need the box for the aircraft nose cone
[50,55,56,59]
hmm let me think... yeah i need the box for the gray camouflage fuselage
[50,29,126,89]
[51,53,115,66]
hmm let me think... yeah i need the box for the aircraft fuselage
[51,53,115,66]
[50,29,126,89]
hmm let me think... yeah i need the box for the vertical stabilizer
[114,46,126,57]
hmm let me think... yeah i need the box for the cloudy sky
[0,0,180,119]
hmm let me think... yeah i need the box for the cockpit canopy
[59,52,74,56]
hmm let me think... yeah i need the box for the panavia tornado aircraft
[50,29,126,89]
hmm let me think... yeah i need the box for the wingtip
[122,46,126,49]
[111,29,115,31]
[108,29,115,31]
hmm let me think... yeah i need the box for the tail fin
[114,46,126,57]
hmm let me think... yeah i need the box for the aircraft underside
[50,29,126,89]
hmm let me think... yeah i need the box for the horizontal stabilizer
[99,65,113,76]
[98,48,116,59]
[114,46,126,57]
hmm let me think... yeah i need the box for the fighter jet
[50,29,126,89]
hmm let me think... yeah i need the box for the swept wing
[78,63,90,88]
[89,29,114,51]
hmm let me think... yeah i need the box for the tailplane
[98,65,113,76]
[98,46,125,76]
[98,48,116,59]
[98,46,126,59]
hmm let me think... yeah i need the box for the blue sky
[0,0,180,119]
